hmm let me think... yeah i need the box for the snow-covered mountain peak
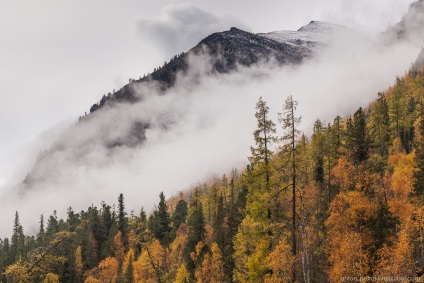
[297,21,345,33]
[258,21,348,52]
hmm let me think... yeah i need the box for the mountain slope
[259,21,346,52]
[89,22,347,114]
[18,22,351,193]
[382,0,424,44]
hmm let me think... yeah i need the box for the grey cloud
[322,0,411,38]
[137,3,248,56]
[385,0,424,45]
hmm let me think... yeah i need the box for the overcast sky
[0,0,413,188]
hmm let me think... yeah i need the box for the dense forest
[2,69,424,283]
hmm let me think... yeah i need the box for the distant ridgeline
[87,23,343,114]
[2,66,424,282]
[21,24,331,190]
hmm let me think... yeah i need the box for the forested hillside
[2,69,424,283]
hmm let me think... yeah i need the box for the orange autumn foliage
[98,257,118,283]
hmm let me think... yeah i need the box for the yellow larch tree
[265,237,294,283]
[98,257,118,283]
[174,264,190,283]
[43,273,60,283]
[75,246,83,283]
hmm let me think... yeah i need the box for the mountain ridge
[19,11,424,192]
[88,21,345,114]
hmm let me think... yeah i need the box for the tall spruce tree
[11,211,25,262]
[36,214,45,247]
[345,107,371,165]
[212,193,226,252]
[46,210,59,241]
[414,101,424,196]
[312,119,325,185]
[184,188,206,275]
[118,193,127,243]
[373,93,390,156]
[124,252,135,283]
[154,192,172,247]
[172,199,188,237]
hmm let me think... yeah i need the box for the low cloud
[137,3,248,57]
[323,0,411,38]
[0,29,420,238]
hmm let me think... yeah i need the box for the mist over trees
[2,70,424,282]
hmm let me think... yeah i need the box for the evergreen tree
[148,211,159,237]
[184,188,206,275]
[66,206,79,228]
[225,181,247,281]
[118,194,128,244]
[212,193,226,252]
[332,115,343,151]
[345,107,371,165]
[172,199,188,237]
[140,207,147,223]
[154,192,172,247]
[370,93,390,157]
[87,206,103,264]
[3,238,10,267]
[106,217,119,259]
[414,101,424,196]
[46,210,60,240]
[123,251,134,283]
[37,214,45,247]
[100,203,114,258]
[312,119,325,184]
[326,116,344,204]
[11,211,25,262]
